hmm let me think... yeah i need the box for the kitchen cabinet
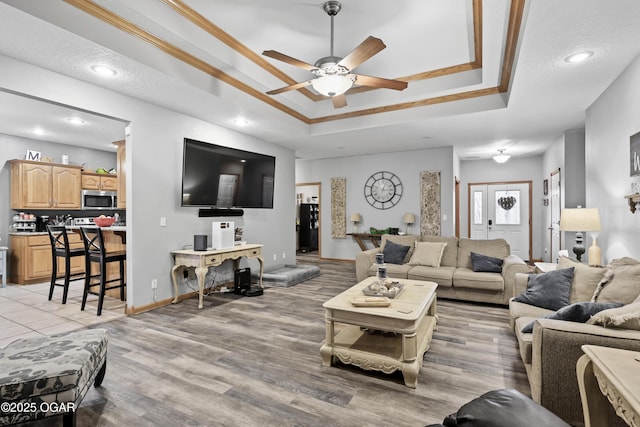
[81,172,118,191]
[113,140,126,209]
[10,233,84,285]
[10,160,82,209]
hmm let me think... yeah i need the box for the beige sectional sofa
[509,256,640,426]
[355,234,529,305]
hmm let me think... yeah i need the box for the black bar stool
[80,227,126,316]
[47,225,86,304]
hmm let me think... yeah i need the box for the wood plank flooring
[22,256,529,426]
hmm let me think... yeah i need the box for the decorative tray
[350,296,391,307]
[362,281,404,299]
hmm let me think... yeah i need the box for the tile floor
[0,280,125,348]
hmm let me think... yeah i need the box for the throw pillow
[408,241,447,267]
[470,252,503,273]
[521,301,624,333]
[594,260,640,304]
[557,256,608,303]
[587,301,640,330]
[513,267,575,311]
[381,240,411,265]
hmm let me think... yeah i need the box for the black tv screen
[181,138,275,208]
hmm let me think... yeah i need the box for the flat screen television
[181,138,275,208]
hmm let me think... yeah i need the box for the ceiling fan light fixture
[311,74,354,97]
[493,149,510,164]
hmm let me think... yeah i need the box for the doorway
[468,181,532,261]
[296,182,321,258]
[549,169,561,262]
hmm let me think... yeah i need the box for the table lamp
[403,213,415,235]
[559,207,602,265]
[350,213,361,233]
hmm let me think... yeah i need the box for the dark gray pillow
[513,267,575,311]
[381,240,410,265]
[470,252,503,273]
[521,301,624,333]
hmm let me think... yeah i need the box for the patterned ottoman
[0,328,108,426]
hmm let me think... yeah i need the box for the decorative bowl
[363,281,404,298]
[93,216,116,227]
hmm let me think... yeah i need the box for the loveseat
[509,256,640,426]
[355,234,529,305]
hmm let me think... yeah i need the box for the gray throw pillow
[520,301,624,333]
[381,239,411,265]
[470,252,503,273]
[513,267,575,311]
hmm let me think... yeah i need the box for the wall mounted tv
[181,138,275,208]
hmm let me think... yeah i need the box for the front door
[469,182,531,261]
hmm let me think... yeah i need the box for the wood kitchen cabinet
[113,140,126,208]
[81,172,118,191]
[10,233,84,285]
[10,160,82,209]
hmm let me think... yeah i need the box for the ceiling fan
[262,1,408,109]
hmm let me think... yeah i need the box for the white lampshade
[559,208,601,232]
[311,75,353,97]
[403,213,415,224]
[350,213,361,223]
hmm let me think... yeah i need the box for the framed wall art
[543,179,549,196]
[631,130,640,176]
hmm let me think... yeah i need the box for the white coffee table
[320,277,437,388]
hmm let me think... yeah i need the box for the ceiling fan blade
[332,94,347,109]
[262,50,317,71]
[266,80,312,95]
[337,36,386,71]
[354,74,408,91]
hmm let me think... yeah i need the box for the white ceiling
[0,0,639,160]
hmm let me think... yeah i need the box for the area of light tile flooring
[0,280,125,348]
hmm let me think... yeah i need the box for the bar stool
[80,227,126,316]
[46,225,86,303]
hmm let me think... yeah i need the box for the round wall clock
[364,171,403,209]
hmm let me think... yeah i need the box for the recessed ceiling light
[66,117,86,125]
[233,118,249,126]
[90,65,117,77]
[33,127,45,136]
[565,51,593,63]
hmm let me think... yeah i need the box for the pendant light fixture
[493,149,511,164]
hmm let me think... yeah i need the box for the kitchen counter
[9,226,126,236]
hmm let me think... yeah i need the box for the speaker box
[194,235,208,251]
[234,268,251,295]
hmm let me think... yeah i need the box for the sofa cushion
[520,301,624,333]
[587,300,640,330]
[408,241,447,267]
[457,238,510,269]
[514,316,536,364]
[380,234,419,264]
[366,262,411,279]
[408,265,455,287]
[509,299,554,324]
[470,252,503,273]
[420,235,459,267]
[595,258,640,304]
[512,267,574,311]
[452,268,504,291]
[381,239,411,265]
[557,256,608,303]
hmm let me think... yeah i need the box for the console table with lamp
[559,207,602,266]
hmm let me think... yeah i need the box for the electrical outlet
[273,253,277,261]
[151,279,158,289]
[160,217,166,227]
[282,252,286,259]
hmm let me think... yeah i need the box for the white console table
[170,244,264,309]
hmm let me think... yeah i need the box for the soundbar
[198,208,244,217]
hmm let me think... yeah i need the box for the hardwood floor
[23,257,529,426]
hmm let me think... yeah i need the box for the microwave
[81,190,117,210]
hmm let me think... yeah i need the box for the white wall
[0,55,296,310]
[541,134,564,261]
[459,155,544,260]
[296,146,455,260]
[586,54,640,262]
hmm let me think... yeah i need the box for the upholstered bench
[0,328,108,427]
